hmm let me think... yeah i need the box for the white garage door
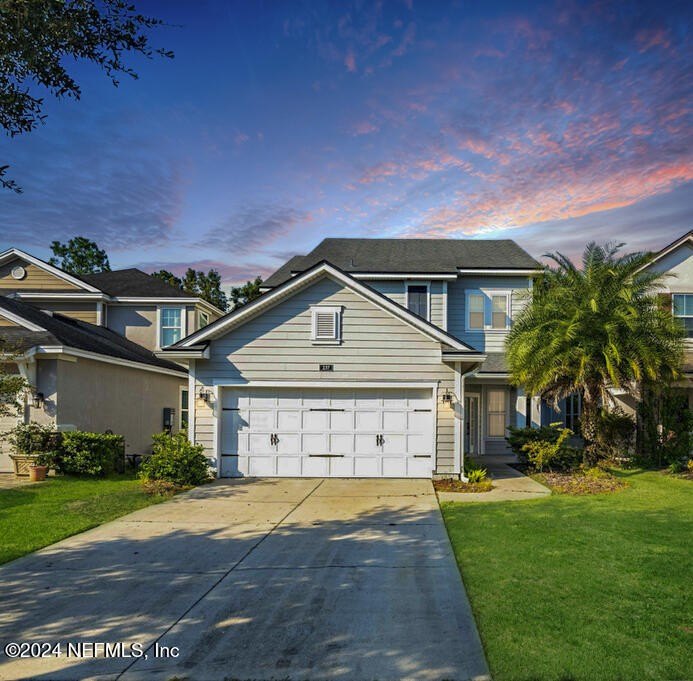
[220,387,435,478]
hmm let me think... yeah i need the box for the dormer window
[673,294,693,338]
[311,306,341,344]
[406,284,430,321]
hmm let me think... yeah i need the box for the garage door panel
[329,411,353,431]
[303,457,329,476]
[276,434,299,454]
[221,387,435,478]
[329,433,353,454]
[355,410,380,430]
[277,410,300,430]
[383,411,407,430]
[302,410,329,430]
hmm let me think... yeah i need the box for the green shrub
[57,431,125,476]
[596,408,635,461]
[464,458,488,482]
[139,432,212,486]
[2,422,60,456]
[522,425,574,472]
[506,424,562,464]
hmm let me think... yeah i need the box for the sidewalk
[437,455,551,503]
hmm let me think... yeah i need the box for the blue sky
[0,0,690,284]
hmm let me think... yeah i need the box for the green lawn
[0,475,163,565]
[441,470,692,681]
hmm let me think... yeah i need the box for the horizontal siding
[362,279,446,329]
[448,276,531,352]
[0,259,81,291]
[37,302,98,324]
[194,275,457,473]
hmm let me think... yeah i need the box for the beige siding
[362,280,446,329]
[36,302,98,324]
[55,356,184,454]
[193,275,458,473]
[0,317,20,327]
[447,276,532,352]
[0,258,82,292]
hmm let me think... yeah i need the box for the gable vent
[311,306,341,343]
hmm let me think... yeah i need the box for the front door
[464,395,479,456]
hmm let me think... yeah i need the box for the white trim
[188,360,196,445]
[0,248,102,292]
[457,268,542,275]
[95,302,103,326]
[465,288,512,332]
[156,305,186,350]
[454,364,461,476]
[178,262,477,353]
[442,352,487,361]
[310,305,342,343]
[405,281,431,322]
[474,372,510,379]
[442,281,448,331]
[0,308,46,332]
[13,292,108,301]
[213,385,221,478]
[157,346,210,360]
[112,297,222,316]
[637,231,693,272]
[353,273,457,280]
[179,385,190,431]
[214,380,439,389]
[20,345,188,378]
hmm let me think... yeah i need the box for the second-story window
[198,310,209,330]
[160,307,183,347]
[468,293,485,330]
[406,284,429,321]
[491,294,509,329]
[673,294,693,338]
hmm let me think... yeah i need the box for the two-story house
[0,248,223,472]
[164,238,549,479]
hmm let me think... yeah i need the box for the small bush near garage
[139,431,212,487]
[55,432,125,476]
[2,422,61,456]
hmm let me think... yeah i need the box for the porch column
[454,363,465,478]
[530,395,542,428]
[515,387,527,427]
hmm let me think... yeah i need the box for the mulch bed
[533,470,627,495]
[434,479,494,493]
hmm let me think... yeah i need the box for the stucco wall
[106,305,158,350]
[192,275,458,473]
[54,357,185,454]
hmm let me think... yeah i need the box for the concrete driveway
[0,478,490,681]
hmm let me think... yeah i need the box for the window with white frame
[159,307,183,347]
[180,388,189,430]
[311,306,341,343]
[198,310,209,330]
[466,290,511,331]
[468,293,485,330]
[406,284,429,321]
[487,389,507,438]
[673,294,693,338]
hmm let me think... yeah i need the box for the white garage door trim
[215,382,438,478]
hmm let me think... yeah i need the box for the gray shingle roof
[0,296,184,373]
[476,352,508,374]
[81,269,190,298]
[263,238,540,287]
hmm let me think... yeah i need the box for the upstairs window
[311,306,341,344]
[406,284,429,321]
[160,307,183,347]
[673,294,693,338]
[466,290,511,331]
[468,293,485,329]
[198,310,210,330]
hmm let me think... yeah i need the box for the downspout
[458,363,482,483]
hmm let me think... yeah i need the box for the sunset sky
[1,0,690,285]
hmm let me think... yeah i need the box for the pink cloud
[351,120,379,136]
[344,50,356,72]
[636,28,671,53]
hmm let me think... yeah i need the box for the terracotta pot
[29,465,48,482]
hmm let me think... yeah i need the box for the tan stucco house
[163,238,553,479]
[0,248,223,472]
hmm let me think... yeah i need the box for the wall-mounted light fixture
[441,389,454,405]
[31,391,44,409]
[198,388,212,403]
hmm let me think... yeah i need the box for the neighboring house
[613,230,693,416]
[0,248,223,473]
[163,238,553,479]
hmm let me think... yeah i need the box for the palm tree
[507,241,685,460]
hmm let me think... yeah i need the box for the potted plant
[4,423,59,477]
